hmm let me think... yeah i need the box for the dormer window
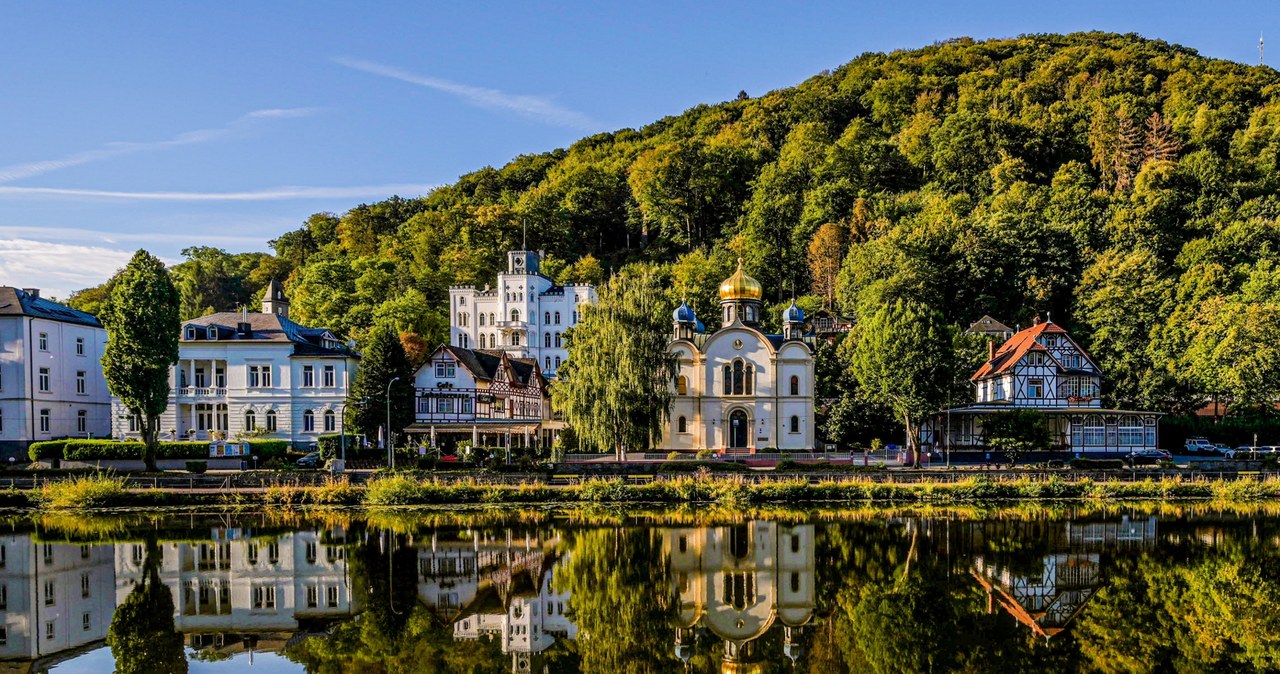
[206,327,217,340]
[186,327,197,340]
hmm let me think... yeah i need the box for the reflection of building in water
[114,528,354,657]
[664,523,815,670]
[0,537,116,669]
[968,515,1158,639]
[417,529,575,674]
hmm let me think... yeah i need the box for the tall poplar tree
[102,250,180,472]
[553,264,677,460]
[349,321,414,451]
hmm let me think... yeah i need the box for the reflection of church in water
[665,522,815,671]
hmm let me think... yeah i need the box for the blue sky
[3,1,1278,297]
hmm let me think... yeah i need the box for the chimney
[988,339,996,362]
[22,288,39,299]
[237,306,252,338]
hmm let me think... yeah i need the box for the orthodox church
[660,260,815,453]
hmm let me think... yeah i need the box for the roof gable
[972,320,1070,381]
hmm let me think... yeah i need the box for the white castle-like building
[661,260,815,453]
[448,251,597,378]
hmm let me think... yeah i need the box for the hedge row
[42,439,291,462]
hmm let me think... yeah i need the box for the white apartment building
[0,537,116,665]
[0,287,110,459]
[110,282,358,448]
[448,251,596,378]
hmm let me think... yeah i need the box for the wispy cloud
[0,107,321,184]
[0,225,267,248]
[0,239,138,299]
[0,183,434,201]
[334,57,601,130]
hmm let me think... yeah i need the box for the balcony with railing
[175,387,228,399]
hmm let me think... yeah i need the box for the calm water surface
[1,505,1277,673]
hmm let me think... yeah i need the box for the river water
[1,504,1277,673]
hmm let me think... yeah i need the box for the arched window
[744,364,753,395]
[265,409,277,432]
[554,333,562,348]
[545,357,551,370]
[677,416,687,433]
[479,314,485,327]
[323,410,336,432]
[732,360,744,395]
[544,333,551,348]
[554,356,561,368]
[303,410,315,432]
[544,311,550,324]
[790,375,800,396]
[554,311,561,324]
[511,309,520,322]
[675,375,688,395]
[489,313,495,325]
[723,364,732,395]
[245,410,256,431]
[790,415,800,433]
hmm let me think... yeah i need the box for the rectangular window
[0,583,7,609]
[252,585,276,609]
[306,585,318,608]
[81,544,90,559]
[303,365,314,387]
[45,621,54,641]
[249,365,272,388]
[327,586,339,608]
[215,367,225,388]
[76,371,86,394]
[44,580,55,606]
[39,332,48,351]
[81,572,90,598]
[0,626,7,646]
[38,367,50,392]
[438,399,455,414]
[83,612,91,631]
[39,409,49,433]
[76,336,85,356]
[461,398,474,415]
[435,361,456,378]
[323,365,335,388]
[248,367,259,388]
[1028,379,1043,399]
[77,410,86,433]
[128,414,138,433]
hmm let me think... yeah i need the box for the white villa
[661,260,815,453]
[110,281,358,448]
[0,287,111,459]
[406,345,550,450]
[448,251,596,378]
[0,536,116,666]
[924,317,1160,454]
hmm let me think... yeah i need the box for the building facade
[0,287,111,459]
[110,282,358,449]
[448,251,596,378]
[924,317,1160,453]
[660,261,816,453]
[406,345,550,450]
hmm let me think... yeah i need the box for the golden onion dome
[719,258,763,301]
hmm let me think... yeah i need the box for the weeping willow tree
[552,263,677,460]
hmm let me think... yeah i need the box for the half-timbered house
[406,345,550,452]
[923,317,1160,454]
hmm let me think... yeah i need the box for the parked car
[1126,449,1170,466]
[295,452,322,468]
[1226,446,1259,459]
[1183,437,1213,453]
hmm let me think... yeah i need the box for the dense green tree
[102,251,180,472]
[552,264,677,459]
[980,409,1051,465]
[349,322,415,453]
[107,537,187,674]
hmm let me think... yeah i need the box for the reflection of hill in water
[0,508,1270,672]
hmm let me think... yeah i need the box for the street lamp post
[386,377,400,470]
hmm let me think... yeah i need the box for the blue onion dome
[673,300,697,323]
[782,300,805,323]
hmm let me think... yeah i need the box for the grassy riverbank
[9,472,1280,510]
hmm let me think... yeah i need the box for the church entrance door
[729,410,749,449]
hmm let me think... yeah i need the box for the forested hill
[70,32,1280,410]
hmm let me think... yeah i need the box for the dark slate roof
[182,312,356,357]
[441,345,540,386]
[0,287,101,327]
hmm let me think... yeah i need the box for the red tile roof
[971,320,1069,381]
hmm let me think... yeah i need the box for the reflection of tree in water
[107,536,188,674]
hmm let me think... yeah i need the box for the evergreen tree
[552,264,676,460]
[349,321,415,453]
[102,250,180,472]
